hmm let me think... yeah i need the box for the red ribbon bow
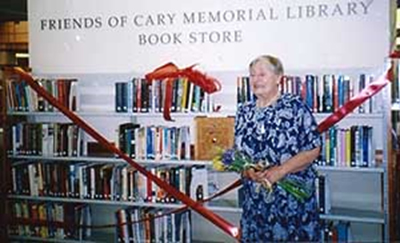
[145,62,221,121]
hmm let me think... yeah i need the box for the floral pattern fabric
[235,93,322,242]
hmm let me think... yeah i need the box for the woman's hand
[243,165,286,186]
[242,167,263,182]
[260,165,285,185]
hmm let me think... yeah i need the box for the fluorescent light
[15,53,29,58]
[397,9,400,29]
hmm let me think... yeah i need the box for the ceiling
[0,0,400,23]
[0,0,27,23]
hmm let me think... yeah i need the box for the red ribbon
[317,64,393,133]
[145,62,221,121]
[389,50,400,58]
[9,67,239,239]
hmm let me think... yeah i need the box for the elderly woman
[235,55,322,242]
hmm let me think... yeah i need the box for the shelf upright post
[0,68,9,242]
[388,55,400,241]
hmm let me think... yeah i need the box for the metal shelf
[206,205,242,213]
[320,207,384,224]
[8,194,247,214]
[7,110,236,118]
[7,194,187,209]
[8,235,97,243]
[204,206,385,221]
[8,111,384,119]
[7,111,66,116]
[9,155,385,172]
[314,113,384,120]
[8,155,211,166]
[316,165,384,173]
[205,199,241,213]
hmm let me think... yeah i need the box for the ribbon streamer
[8,67,239,239]
[145,62,221,121]
[317,64,393,133]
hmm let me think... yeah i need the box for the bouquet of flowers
[212,148,312,202]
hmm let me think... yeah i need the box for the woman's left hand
[259,165,286,185]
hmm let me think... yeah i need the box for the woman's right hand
[243,168,266,183]
[242,166,275,189]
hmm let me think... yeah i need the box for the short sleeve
[298,102,322,152]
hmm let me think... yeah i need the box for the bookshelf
[1,63,396,242]
[2,71,224,242]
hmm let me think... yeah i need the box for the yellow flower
[212,159,225,171]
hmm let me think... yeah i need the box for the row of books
[117,123,191,161]
[318,125,375,168]
[316,175,361,242]
[115,207,191,243]
[10,161,208,203]
[237,73,378,113]
[115,77,215,113]
[7,121,192,162]
[7,121,376,169]
[393,61,400,104]
[5,73,379,115]
[6,77,78,112]
[7,122,82,157]
[316,177,352,242]
[316,174,331,215]
[8,201,91,240]
[321,220,352,242]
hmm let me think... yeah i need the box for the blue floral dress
[235,93,321,242]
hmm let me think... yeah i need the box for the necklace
[256,92,280,108]
[254,106,267,135]
[254,93,280,135]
